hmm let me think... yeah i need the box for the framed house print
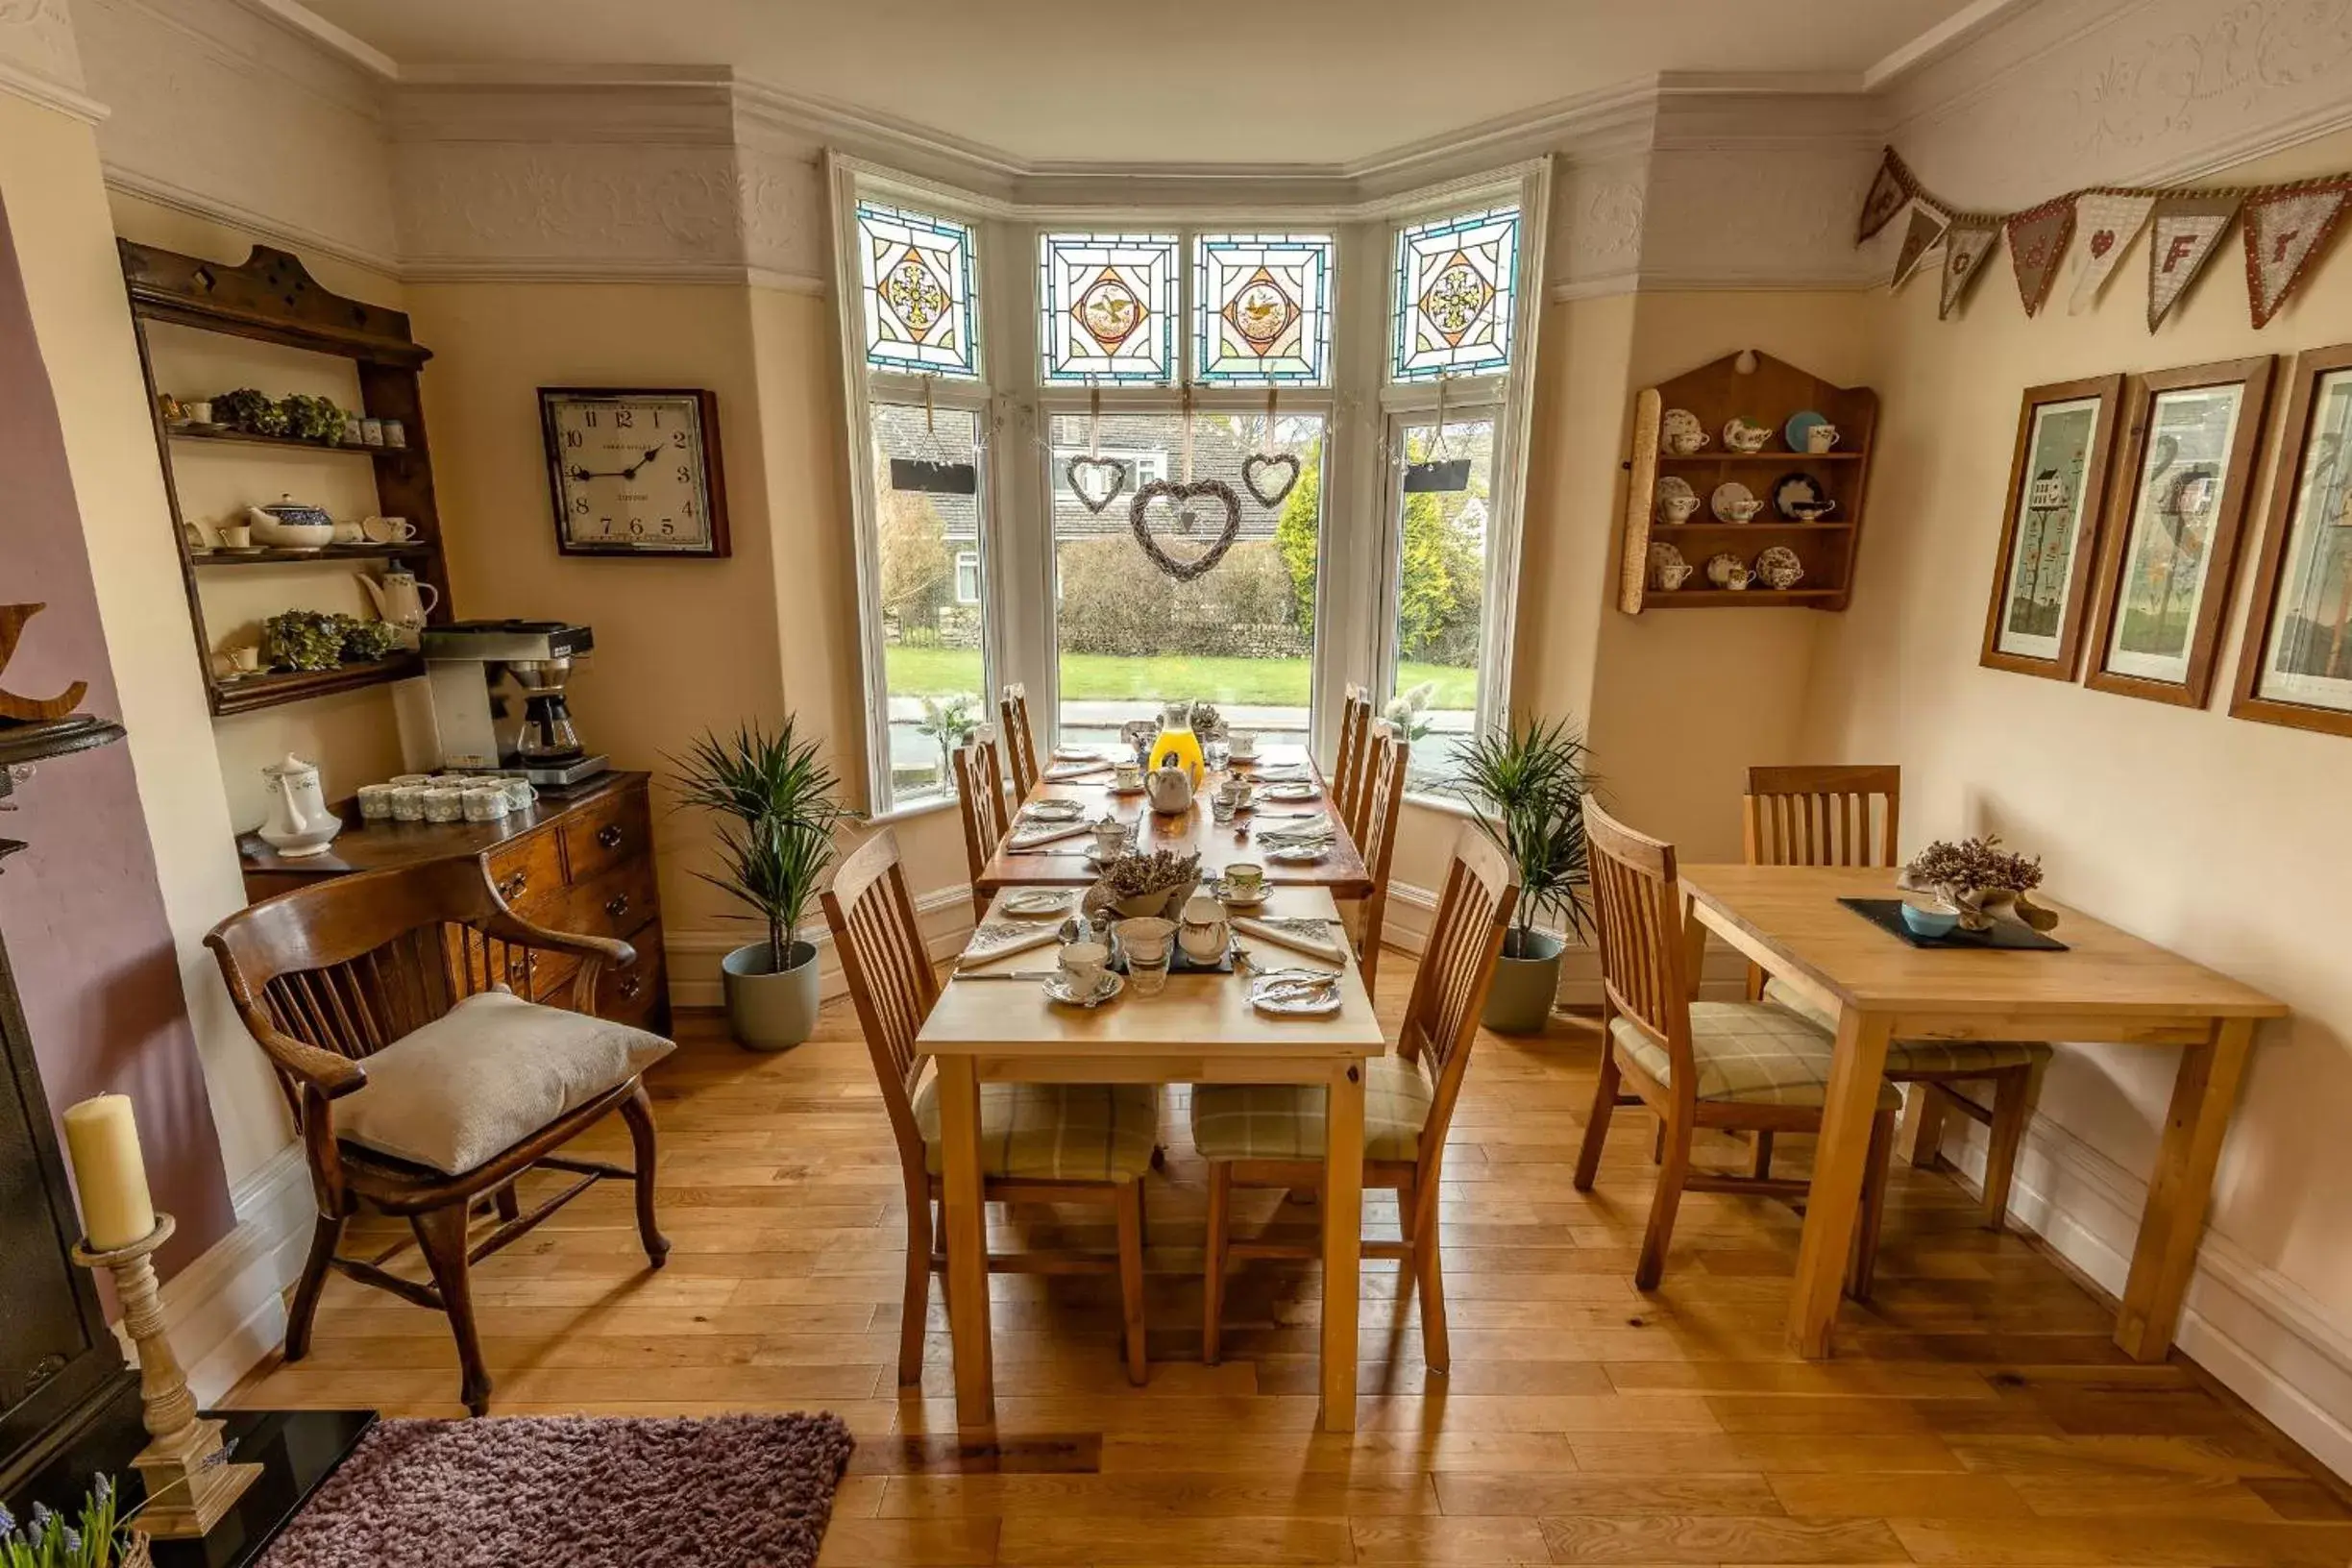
[1980,375,2122,680]
[2082,355,2274,707]
[2232,343,2352,738]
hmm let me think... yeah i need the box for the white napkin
[1257,816,1333,848]
[958,921,1064,968]
[1052,747,1105,762]
[1043,760,1113,781]
[1007,820,1091,850]
[1234,917,1348,964]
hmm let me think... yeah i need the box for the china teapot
[355,567,440,645]
[1144,759,1195,815]
[257,753,342,859]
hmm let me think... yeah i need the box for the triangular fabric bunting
[2146,192,2242,331]
[2006,196,2076,316]
[1939,217,2002,319]
[1857,147,1920,244]
[2068,191,2156,315]
[1890,204,1949,291]
[2242,179,2352,328]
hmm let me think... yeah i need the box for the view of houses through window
[870,401,988,801]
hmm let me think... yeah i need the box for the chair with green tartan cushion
[1191,827,1519,1370]
[822,828,1160,1386]
[1575,799,1899,1296]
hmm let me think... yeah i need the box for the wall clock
[539,386,731,558]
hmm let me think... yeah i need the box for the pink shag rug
[258,1414,854,1568]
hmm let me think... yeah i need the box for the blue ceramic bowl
[1899,900,1960,939]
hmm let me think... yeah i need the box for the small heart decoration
[1065,454,1131,516]
[2090,229,2116,258]
[1241,452,1301,508]
[1129,479,1241,582]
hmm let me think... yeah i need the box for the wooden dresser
[238,771,668,1033]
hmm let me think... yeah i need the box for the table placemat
[1838,897,2069,952]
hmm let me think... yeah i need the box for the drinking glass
[1127,949,1171,996]
[1211,793,1237,825]
[1205,738,1230,772]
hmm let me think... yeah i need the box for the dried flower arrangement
[1188,701,1225,740]
[1084,846,1202,921]
[1899,835,2058,932]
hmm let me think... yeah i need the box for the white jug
[355,567,439,644]
[258,754,342,859]
[1144,759,1195,815]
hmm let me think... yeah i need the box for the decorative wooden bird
[0,603,90,723]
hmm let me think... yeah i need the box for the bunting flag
[2005,196,2076,316]
[1889,203,1950,291]
[1939,218,2002,319]
[2243,179,2352,328]
[1857,148,1920,244]
[2146,192,2243,331]
[2068,191,2156,315]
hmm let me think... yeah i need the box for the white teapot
[258,753,342,859]
[1144,759,1195,815]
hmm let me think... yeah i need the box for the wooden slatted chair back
[1331,683,1372,840]
[1353,723,1411,985]
[999,683,1040,800]
[821,829,940,1169]
[1584,797,1697,1094]
[1743,764,1901,869]
[951,739,1011,914]
[1397,828,1520,1163]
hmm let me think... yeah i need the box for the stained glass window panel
[857,202,979,377]
[1195,233,1333,385]
[1041,233,1178,383]
[1391,207,1520,381]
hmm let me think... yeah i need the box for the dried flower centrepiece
[1085,847,1201,921]
[1899,835,2058,933]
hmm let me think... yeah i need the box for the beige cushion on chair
[1761,978,2050,1077]
[1188,1054,1433,1164]
[1610,1001,1900,1112]
[912,1079,1161,1181]
[333,991,674,1175]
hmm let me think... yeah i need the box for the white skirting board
[125,1140,315,1408]
[663,881,977,1010]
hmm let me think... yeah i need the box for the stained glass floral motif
[1391,207,1520,381]
[857,201,979,377]
[1041,233,1178,382]
[1195,233,1333,385]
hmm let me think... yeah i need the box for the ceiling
[292,0,1994,165]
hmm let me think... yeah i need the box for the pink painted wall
[0,190,233,1277]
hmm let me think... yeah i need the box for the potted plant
[1446,716,1597,1034]
[2,1474,146,1566]
[671,720,856,1051]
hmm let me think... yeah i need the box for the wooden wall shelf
[119,240,454,718]
[1618,350,1879,615]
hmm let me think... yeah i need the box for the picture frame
[2230,342,2352,738]
[1979,375,2123,680]
[2080,355,2274,707]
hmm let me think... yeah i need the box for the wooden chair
[950,738,1011,921]
[1575,798,1896,1295]
[822,829,1159,1386]
[1193,827,1518,1370]
[1742,764,2046,1228]
[999,682,1041,800]
[1347,723,1410,988]
[205,858,668,1415]
[1330,683,1373,843]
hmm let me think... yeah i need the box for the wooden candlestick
[71,1215,262,1538]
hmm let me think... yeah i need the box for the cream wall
[1802,128,2352,1454]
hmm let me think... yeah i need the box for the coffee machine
[420,620,609,788]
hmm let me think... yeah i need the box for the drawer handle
[499,871,528,900]
[618,975,643,1000]
[596,823,625,850]
[604,894,630,919]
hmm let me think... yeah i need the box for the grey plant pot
[722,939,821,1052]
[1482,928,1565,1035]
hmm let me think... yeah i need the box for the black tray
[1839,897,2068,952]
[1109,941,1235,975]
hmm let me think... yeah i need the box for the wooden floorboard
[228,958,2350,1565]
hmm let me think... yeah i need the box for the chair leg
[1752,1131,1776,1181]
[412,1204,490,1416]
[1979,1069,2033,1231]
[1115,1179,1147,1385]
[282,1213,345,1362]
[898,1192,931,1386]
[1415,1197,1450,1373]
[1392,1174,1419,1325]
[1906,1082,1948,1169]
[493,1182,521,1222]
[1847,1108,1896,1301]
[1635,1111,1692,1291]
[1653,1118,1667,1164]
[1573,1047,1621,1191]
[1203,1163,1231,1365]
[619,1083,671,1268]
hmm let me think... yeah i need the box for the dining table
[1677,864,2288,1362]
[916,877,1386,1438]
[971,744,1372,899]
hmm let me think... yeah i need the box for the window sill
[864,795,959,829]
[1404,791,1479,821]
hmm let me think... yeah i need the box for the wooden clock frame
[539,386,732,559]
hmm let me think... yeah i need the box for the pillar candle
[61,1093,157,1250]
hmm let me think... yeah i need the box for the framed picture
[1979,376,2122,680]
[539,387,731,558]
[2081,355,2274,707]
[2231,343,2352,738]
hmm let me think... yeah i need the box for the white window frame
[953,550,981,605]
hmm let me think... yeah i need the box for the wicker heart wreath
[1065,453,1130,515]
[1240,452,1300,508]
[1129,478,1242,582]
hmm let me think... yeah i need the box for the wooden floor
[230,957,2352,1565]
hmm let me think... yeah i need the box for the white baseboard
[125,1142,314,1408]
[1935,1100,2352,1482]
[1381,879,1750,1004]
[663,883,976,1009]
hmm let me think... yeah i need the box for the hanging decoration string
[1242,383,1301,507]
[1180,382,1195,484]
[1263,387,1278,454]
[1089,381,1101,458]
[1433,373,1450,456]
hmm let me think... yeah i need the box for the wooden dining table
[917,879,1386,1437]
[1678,864,2288,1362]
[972,745,1372,899]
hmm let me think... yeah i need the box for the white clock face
[548,396,712,551]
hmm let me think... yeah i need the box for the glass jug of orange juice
[1151,700,1204,789]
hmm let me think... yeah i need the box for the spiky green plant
[669,721,857,972]
[0,1475,129,1568]
[1444,715,1597,947]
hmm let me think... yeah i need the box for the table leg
[1319,1060,1365,1433]
[1680,890,1708,999]
[2116,1016,2254,1361]
[1786,1007,1893,1359]
[935,1054,995,1435]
